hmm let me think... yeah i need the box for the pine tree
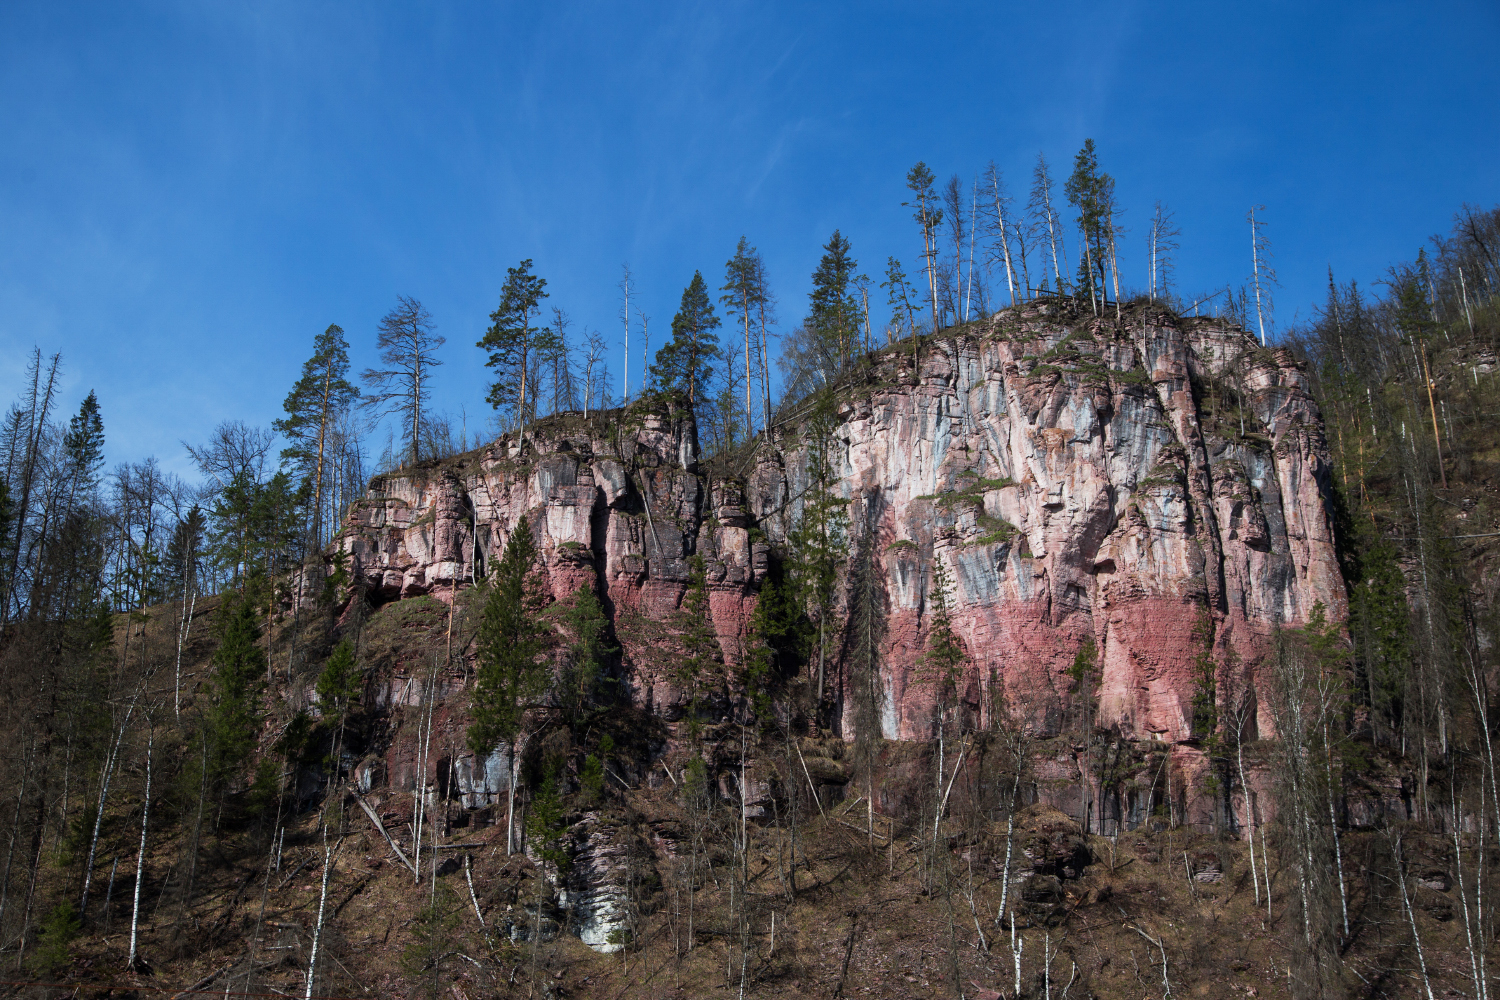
[721,237,769,442]
[651,271,722,405]
[361,296,444,466]
[274,324,358,543]
[479,261,553,430]
[904,163,944,331]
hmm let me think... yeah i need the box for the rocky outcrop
[340,304,1342,747]
[330,304,1346,952]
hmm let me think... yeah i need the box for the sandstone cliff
[339,302,1343,748]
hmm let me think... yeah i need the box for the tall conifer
[651,271,722,406]
[275,325,358,543]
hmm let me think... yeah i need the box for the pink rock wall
[338,305,1344,747]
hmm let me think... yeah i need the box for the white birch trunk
[990,167,1017,307]
[1149,215,1158,302]
[964,182,977,321]
[1250,208,1268,345]
[624,275,630,400]
[127,727,152,971]
[1235,736,1261,906]
[1108,222,1121,321]
[744,288,753,441]
[82,688,141,918]
[1395,833,1437,1000]
[304,833,335,1000]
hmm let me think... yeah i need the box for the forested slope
[0,205,1498,1000]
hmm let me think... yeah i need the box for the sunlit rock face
[340,305,1343,746]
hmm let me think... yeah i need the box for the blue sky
[1,1,1496,478]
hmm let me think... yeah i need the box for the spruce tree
[1064,139,1114,309]
[1066,636,1099,832]
[744,556,809,726]
[1189,605,1219,739]
[316,638,360,721]
[469,519,549,754]
[844,501,887,847]
[62,391,105,506]
[559,582,616,723]
[208,596,267,785]
[789,419,849,725]
[651,271,722,405]
[468,518,550,852]
[317,637,361,777]
[808,229,861,371]
[677,553,720,733]
[922,560,965,717]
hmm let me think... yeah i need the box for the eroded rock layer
[339,305,1343,747]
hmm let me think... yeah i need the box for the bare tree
[185,421,275,495]
[361,296,444,467]
[547,307,579,414]
[619,264,633,400]
[2,349,62,624]
[986,162,1019,307]
[1248,206,1277,345]
[1148,202,1181,304]
[1029,154,1067,295]
[944,175,967,327]
[582,328,609,418]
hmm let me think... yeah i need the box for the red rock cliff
[339,304,1343,745]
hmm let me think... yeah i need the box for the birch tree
[619,264,633,401]
[1248,206,1277,345]
[1029,154,1067,295]
[1148,202,1181,304]
[943,175,967,327]
[986,162,1019,307]
[127,720,153,972]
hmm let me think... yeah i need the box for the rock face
[341,305,1342,747]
